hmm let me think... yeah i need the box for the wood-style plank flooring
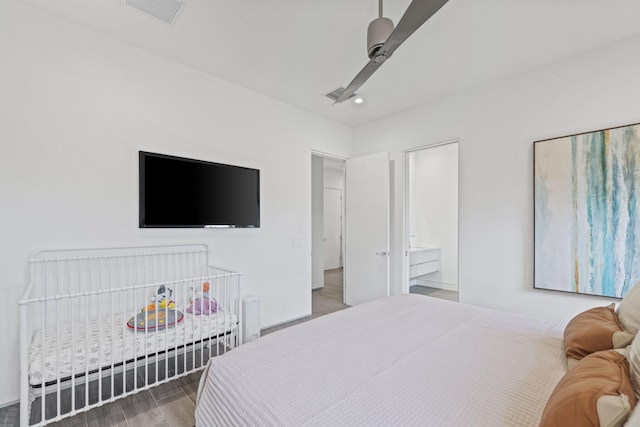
[262,268,348,335]
[1,269,347,427]
[410,284,459,302]
[0,370,201,427]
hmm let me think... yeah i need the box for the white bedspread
[195,294,566,427]
[28,311,237,386]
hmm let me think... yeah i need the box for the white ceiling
[18,0,640,126]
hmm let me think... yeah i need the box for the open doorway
[405,141,459,302]
[311,154,349,316]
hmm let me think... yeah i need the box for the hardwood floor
[1,269,348,426]
[0,369,201,427]
[312,268,349,317]
[409,284,459,302]
[262,268,348,335]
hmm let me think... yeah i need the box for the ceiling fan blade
[335,0,449,104]
[378,0,449,59]
[335,58,383,103]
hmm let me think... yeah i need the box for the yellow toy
[144,285,176,312]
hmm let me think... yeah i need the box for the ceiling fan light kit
[333,0,450,104]
[367,17,394,59]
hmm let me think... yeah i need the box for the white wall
[353,33,640,324]
[0,1,352,405]
[410,143,458,290]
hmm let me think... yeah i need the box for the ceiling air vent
[124,0,184,25]
[325,87,355,102]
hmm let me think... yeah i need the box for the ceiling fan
[333,0,450,104]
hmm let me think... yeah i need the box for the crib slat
[97,258,103,407]
[153,256,158,387]
[70,289,76,414]
[165,253,169,382]
[56,282,62,420]
[40,297,46,424]
[123,275,128,396]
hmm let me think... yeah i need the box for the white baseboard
[0,398,19,408]
[262,313,311,330]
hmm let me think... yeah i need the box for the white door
[323,188,342,270]
[345,151,390,306]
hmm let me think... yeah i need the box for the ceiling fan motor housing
[367,17,394,59]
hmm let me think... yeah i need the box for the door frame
[311,151,347,304]
[402,139,460,295]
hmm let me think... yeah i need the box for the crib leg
[21,304,30,427]
[19,385,34,427]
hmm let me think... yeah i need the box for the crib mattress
[28,311,238,386]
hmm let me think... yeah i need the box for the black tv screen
[139,151,260,228]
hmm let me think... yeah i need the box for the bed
[195,294,569,426]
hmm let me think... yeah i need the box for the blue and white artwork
[534,123,640,298]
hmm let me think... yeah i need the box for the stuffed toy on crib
[127,284,183,330]
[145,284,176,312]
[187,281,219,315]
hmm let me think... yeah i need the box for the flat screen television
[139,151,260,228]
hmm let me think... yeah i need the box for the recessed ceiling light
[354,97,364,104]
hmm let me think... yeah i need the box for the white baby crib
[18,244,241,426]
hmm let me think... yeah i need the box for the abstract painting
[534,123,640,297]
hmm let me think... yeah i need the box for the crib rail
[19,245,240,426]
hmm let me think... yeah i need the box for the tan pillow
[539,350,637,427]
[617,281,640,335]
[564,304,634,368]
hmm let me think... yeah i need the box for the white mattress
[28,311,238,386]
[195,294,566,427]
